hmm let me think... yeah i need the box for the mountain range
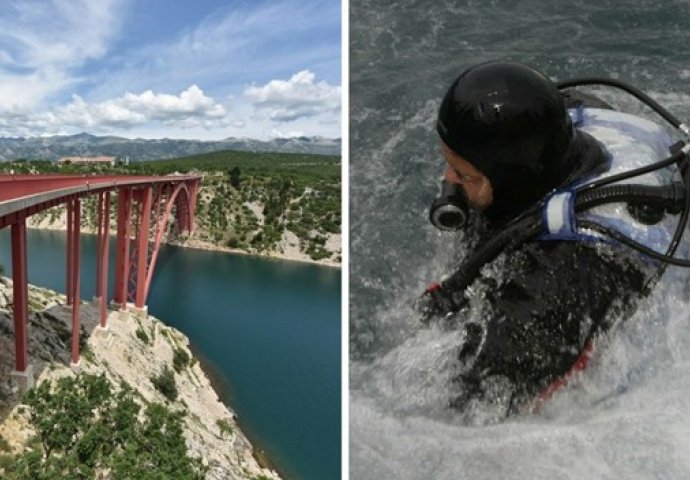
[0,133,341,162]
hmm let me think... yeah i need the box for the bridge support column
[113,188,132,310]
[11,215,33,391]
[135,187,152,310]
[69,199,81,368]
[98,191,111,330]
[95,193,103,300]
[189,181,199,233]
[66,201,73,306]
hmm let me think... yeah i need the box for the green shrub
[172,347,191,374]
[6,373,206,479]
[227,236,240,248]
[216,418,234,438]
[0,434,10,452]
[151,365,178,402]
[135,326,150,344]
[308,248,331,261]
[81,345,95,363]
[0,453,15,473]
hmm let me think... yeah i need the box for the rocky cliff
[0,277,280,480]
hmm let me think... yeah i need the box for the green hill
[3,150,342,264]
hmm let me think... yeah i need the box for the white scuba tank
[542,107,678,252]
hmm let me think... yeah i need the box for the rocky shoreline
[26,216,341,269]
[0,278,281,480]
[167,234,342,269]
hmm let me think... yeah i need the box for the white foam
[351,261,690,479]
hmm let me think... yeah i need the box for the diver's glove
[415,282,459,323]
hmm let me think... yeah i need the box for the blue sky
[0,0,341,140]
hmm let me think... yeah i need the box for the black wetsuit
[447,239,651,412]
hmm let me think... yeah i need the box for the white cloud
[0,85,229,136]
[0,1,121,68]
[59,85,227,129]
[0,78,342,140]
[112,85,226,122]
[270,129,306,138]
[0,1,341,140]
[0,0,126,108]
[245,70,340,122]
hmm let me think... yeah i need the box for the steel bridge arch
[135,181,196,304]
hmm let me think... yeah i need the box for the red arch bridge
[0,174,201,389]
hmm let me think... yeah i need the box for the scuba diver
[420,60,690,417]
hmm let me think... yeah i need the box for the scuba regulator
[429,180,470,230]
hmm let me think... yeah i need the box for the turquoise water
[0,228,341,480]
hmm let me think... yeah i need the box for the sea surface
[0,228,341,480]
[350,1,690,479]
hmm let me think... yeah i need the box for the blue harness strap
[541,190,578,241]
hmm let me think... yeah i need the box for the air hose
[441,181,689,304]
[575,182,686,211]
[556,77,690,137]
[579,220,690,267]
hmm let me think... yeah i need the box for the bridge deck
[0,174,200,220]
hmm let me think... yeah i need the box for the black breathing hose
[579,220,690,267]
[575,149,686,193]
[442,182,689,298]
[442,215,543,303]
[665,166,690,258]
[575,182,686,212]
[556,77,687,133]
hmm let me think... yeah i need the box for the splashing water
[350,1,690,478]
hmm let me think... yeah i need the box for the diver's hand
[415,282,457,323]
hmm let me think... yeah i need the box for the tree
[228,166,241,189]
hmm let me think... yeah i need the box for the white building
[57,156,117,167]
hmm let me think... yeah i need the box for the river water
[350,1,690,479]
[0,228,341,480]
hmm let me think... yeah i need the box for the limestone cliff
[0,277,280,480]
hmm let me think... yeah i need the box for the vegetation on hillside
[0,150,341,263]
[0,373,206,479]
